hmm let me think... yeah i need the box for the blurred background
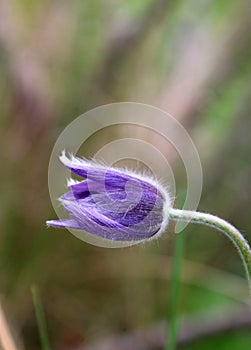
[0,0,251,349]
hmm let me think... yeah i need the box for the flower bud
[47,151,171,242]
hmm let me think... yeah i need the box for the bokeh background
[0,0,251,349]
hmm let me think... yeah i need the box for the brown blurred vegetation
[0,0,251,349]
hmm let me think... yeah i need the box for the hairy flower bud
[47,151,171,242]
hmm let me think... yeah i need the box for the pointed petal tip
[59,149,71,166]
[67,178,81,187]
[59,150,89,168]
[46,220,58,227]
[46,218,83,230]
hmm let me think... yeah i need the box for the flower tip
[46,220,54,227]
[59,150,87,169]
[66,178,80,187]
[59,149,70,165]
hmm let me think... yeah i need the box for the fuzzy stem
[169,209,251,287]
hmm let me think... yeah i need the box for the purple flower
[46,151,171,242]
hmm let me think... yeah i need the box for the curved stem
[169,208,251,287]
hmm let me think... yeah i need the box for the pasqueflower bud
[46,151,171,242]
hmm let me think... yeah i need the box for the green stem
[169,208,251,287]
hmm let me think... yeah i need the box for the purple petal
[61,199,161,241]
[79,191,164,228]
[67,180,91,200]
[60,152,161,198]
[46,219,83,230]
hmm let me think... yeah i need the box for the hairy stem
[169,209,251,287]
